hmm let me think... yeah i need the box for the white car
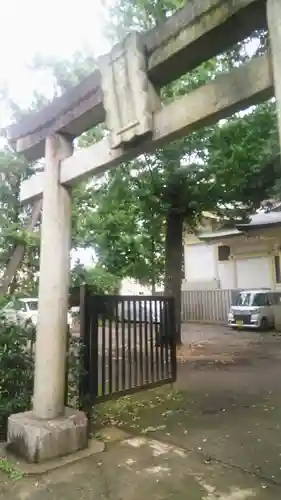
[1,298,73,329]
[227,289,280,330]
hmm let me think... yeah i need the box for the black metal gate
[79,287,177,405]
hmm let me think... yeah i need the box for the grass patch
[0,458,24,481]
[91,385,186,436]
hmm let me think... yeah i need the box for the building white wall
[120,278,151,295]
[183,243,219,289]
[236,257,273,290]
[182,279,220,290]
[218,261,236,289]
[183,239,275,291]
[184,243,215,281]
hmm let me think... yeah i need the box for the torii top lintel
[3,0,266,162]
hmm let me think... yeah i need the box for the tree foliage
[0,147,40,295]
[71,261,121,294]
[0,316,34,438]
[207,102,279,218]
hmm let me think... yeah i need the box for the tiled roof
[237,210,281,228]
[197,209,281,240]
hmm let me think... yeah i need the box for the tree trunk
[0,199,42,296]
[164,210,183,345]
[151,236,156,295]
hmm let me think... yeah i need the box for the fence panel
[181,289,234,323]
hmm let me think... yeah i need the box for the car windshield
[235,292,269,307]
[252,293,271,306]
[26,301,38,311]
[235,292,253,306]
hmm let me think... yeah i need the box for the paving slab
[1,435,280,499]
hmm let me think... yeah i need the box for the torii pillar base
[7,408,88,463]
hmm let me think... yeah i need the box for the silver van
[228,289,281,330]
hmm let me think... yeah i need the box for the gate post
[7,134,88,463]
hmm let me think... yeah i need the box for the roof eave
[236,221,281,231]
[197,230,243,241]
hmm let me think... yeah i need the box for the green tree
[71,261,121,294]
[82,161,165,290]
[207,101,279,218]
[0,146,40,296]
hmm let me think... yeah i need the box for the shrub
[0,315,35,439]
[66,336,87,409]
[0,314,84,440]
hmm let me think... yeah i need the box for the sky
[0,0,112,112]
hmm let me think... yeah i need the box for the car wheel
[260,317,269,331]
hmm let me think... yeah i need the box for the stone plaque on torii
[3,0,281,464]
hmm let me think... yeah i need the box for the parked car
[228,289,281,330]
[1,298,73,329]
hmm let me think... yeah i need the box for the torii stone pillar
[267,0,281,150]
[267,0,281,330]
[7,134,88,463]
[33,134,72,418]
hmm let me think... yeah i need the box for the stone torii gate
[4,0,281,463]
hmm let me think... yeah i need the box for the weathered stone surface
[0,438,104,475]
[100,33,153,150]
[7,408,88,463]
[267,0,281,161]
[33,134,73,420]
[6,0,266,161]
[20,53,273,204]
